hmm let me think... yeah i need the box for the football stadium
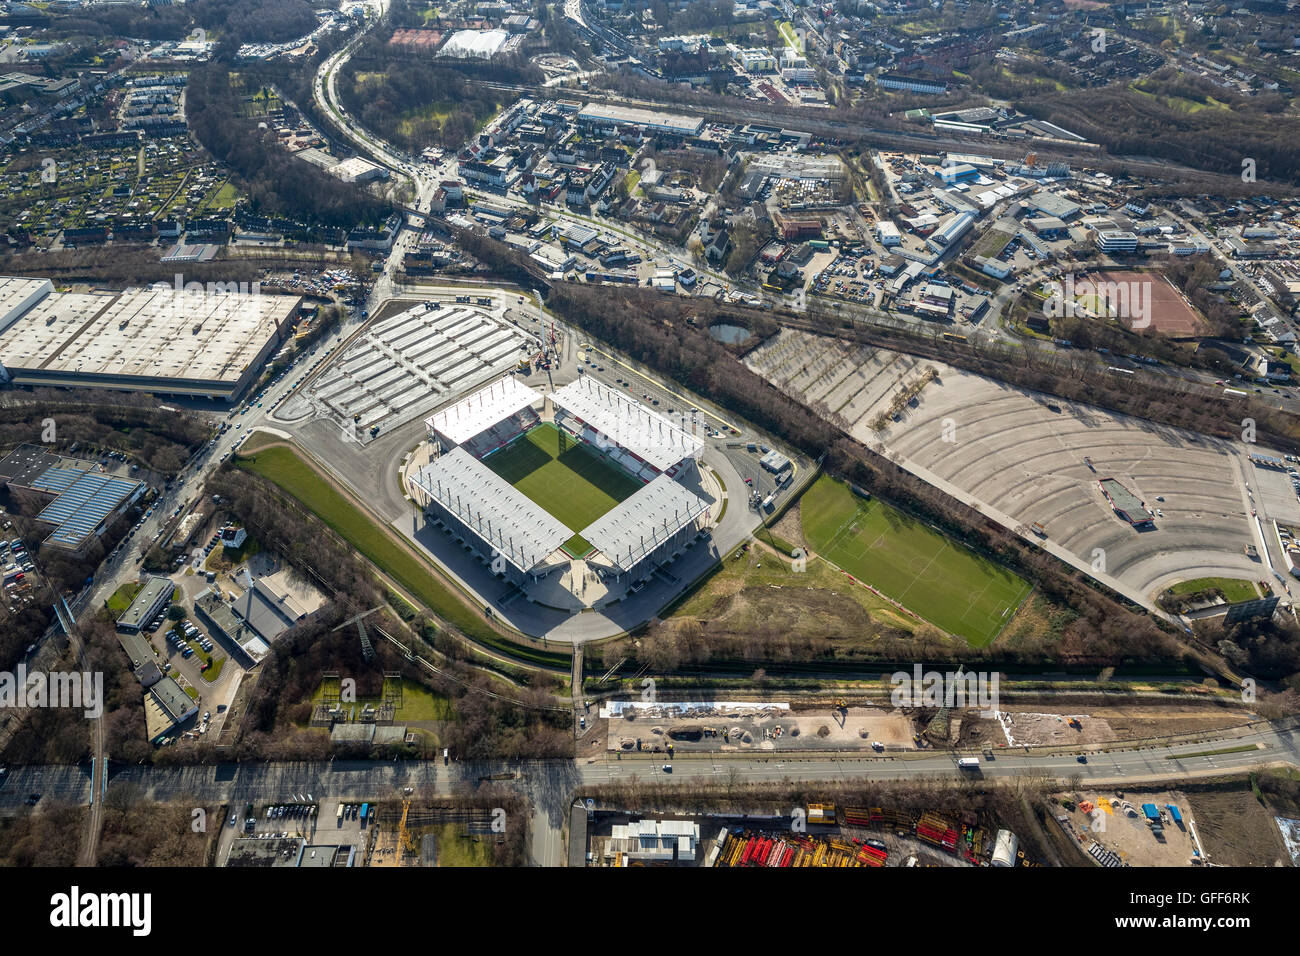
[409,375,715,600]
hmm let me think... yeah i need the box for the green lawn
[481,424,642,557]
[236,444,569,667]
[310,677,453,722]
[107,581,142,613]
[1167,577,1259,603]
[429,824,494,866]
[800,476,1031,646]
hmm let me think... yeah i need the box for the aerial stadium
[408,374,716,604]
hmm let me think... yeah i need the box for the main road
[3,715,1296,866]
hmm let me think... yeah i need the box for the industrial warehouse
[0,444,147,554]
[410,374,714,600]
[0,276,300,402]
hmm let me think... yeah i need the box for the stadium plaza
[405,373,725,618]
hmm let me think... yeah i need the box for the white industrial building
[605,819,700,863]
[439,29,510,59]
[331,156,389,184]
[991,828,1019,867]
[576,102,704,138]
[0,278,299,401]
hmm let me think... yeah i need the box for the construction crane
[398,796,417,860]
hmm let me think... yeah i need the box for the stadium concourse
[409,375,715,610]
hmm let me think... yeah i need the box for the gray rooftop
[581,473,710,573]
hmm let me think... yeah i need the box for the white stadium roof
[552,377,703,473]
[427,376,542,446]
[582,473,710,573]
[413,448,570,574]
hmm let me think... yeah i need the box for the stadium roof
[427,376,542,446]
[552,377,703,473]
[581,473,710,574]
[31,466,145,549]
[414,448,570,574]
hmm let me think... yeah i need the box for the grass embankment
[236,444,569,669]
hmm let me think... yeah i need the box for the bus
[1224,387,1248,398]
[337,803,344,826]
[1106,366,1135,376]
[941,332,967,343]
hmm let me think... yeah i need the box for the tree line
[186,64,393,229]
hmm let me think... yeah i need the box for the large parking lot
[747,329,1264,598]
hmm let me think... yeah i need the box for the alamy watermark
[887,665,1000,718]
[0,664,103,718]
[1043,273,1151,329]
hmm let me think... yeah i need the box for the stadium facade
[411,375,714,595]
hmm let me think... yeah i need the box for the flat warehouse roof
[427,375,541,446]
[552,377,703,473]
[1099,477,1145,514]
[0,285,298,386]
[33,466,145,549]
[414,447,571,574]
[577,102,703,135]
[582,473,710,573]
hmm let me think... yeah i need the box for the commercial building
[576,103,704,138]
[439,29,510,59]
[876,221,901,247]
[877,73,948,94]
[144,675,199,744]
[1095,230,1139,254]
[331,156,389,184]
[605,819,701,863]
[116,576,174,632]
[0,280,299,402]
[232,571,324,644]
[0,445,147,553]
[1025,191,1081,222]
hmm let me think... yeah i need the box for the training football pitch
[801,476,1031,646]
[482,423,643,556]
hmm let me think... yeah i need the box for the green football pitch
[481,423,643,556]
[800,476,1031,646]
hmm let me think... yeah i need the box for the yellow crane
[398,796,417,859]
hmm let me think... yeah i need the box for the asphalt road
[3,715,1296,866]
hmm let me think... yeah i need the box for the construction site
[366,799,519,867]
